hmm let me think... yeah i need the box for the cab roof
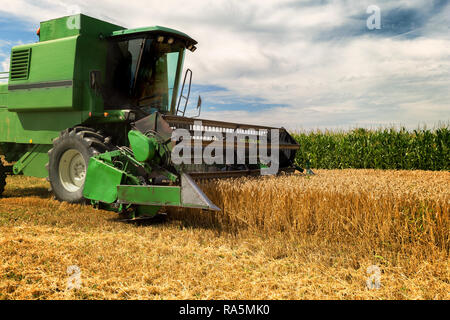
[109,26,197,46]
[39,14,197,47]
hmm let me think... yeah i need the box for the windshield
[104,37,185,113]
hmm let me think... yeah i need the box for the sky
[0,0,449,130]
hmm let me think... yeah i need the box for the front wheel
[47,127,110,203]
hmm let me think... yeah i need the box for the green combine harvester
[0,14,300,218]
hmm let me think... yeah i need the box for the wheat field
[0,170,448,300]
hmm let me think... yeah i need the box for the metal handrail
[176,69,193,117]
[0,72,9,80]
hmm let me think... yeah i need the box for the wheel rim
[59,149,87,193]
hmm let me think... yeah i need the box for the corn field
[293,127,449,170]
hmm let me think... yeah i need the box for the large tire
[0,161,6,197]
[47,127,111,204]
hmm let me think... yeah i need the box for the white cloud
[0,40,11,82]
[0,0,448,129]
[1,57,9,71]
[0,58,9,83]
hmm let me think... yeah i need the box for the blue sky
[0,14,35,72]
[0,0,449,130]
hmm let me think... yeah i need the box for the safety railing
[0,72,9,80]
[176,69,193,117]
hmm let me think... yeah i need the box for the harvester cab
[102,28,197,116]
[0,14,301,219]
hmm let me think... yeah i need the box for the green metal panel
[83,157,124,204]
[39,16,80,42]
[40,14,124,42]
[128,130,156,162]
[0,84,7,107]
[8,86,74,112]
[73,34,109,115]
[1,15,120,144]
[6,16,122,114]
[0,108,88,144]
[7,36,78,112]
[9,36,77,85]
[7,29,112,113]
[117,185,182,207]
[22,150,51,178]
[36,15,124,115]
[13,144,52,178]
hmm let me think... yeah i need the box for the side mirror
[193,96,202,118]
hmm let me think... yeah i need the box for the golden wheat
[0,170,448,300]
[174,170,449,251]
